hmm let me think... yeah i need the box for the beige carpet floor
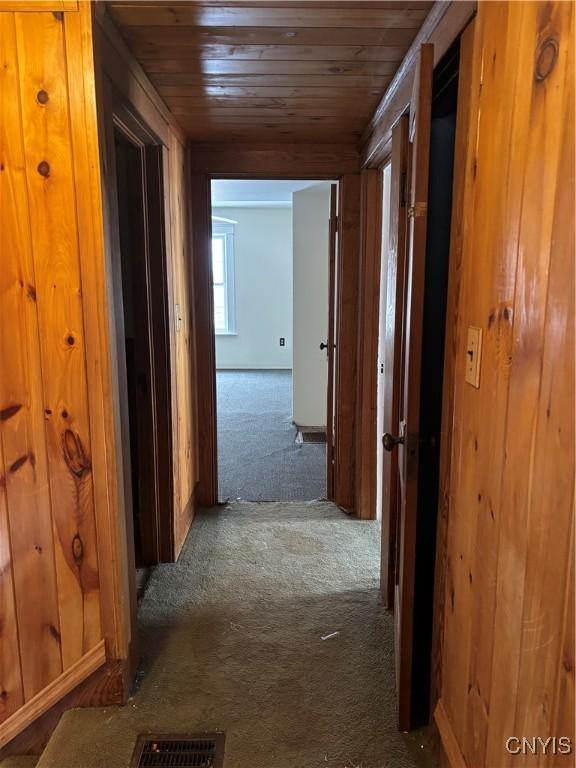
[35,502,436,768]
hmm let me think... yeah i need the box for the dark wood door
[325,183,338,500]
[380,116,409,607]
[384,44,434,731]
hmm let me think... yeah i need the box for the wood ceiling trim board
[185,132,364,142]
[120,25,422,46]
[155,85,385,98]
[190,142,360,176]
[130,44,408,62]
[158,92,379,104]
[108,6,431,29]
[150,74,392,87]
[162,96,380,108]
[142,59,399,75]
[117,2,434,8]
[166,106,375,117]
[178,115,365,125]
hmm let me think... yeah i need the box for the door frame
[191,166,359,509]
[108,103,175,565]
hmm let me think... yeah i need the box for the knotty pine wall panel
[0,3,123,748]
[436,3,575,766]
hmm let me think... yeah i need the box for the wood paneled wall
[93,11,199,558]
[0,2,200,751]
[435,3,575,766]
[0,2,122,748]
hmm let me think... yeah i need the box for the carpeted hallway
[217,370,326,502]
[35,502,435,768]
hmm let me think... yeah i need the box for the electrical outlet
[279,337,285,347]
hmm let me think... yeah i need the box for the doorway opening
[210,179,337,503]
[113,124,173,571]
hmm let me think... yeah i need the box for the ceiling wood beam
[109,5,432,29]
[190,143,360,176]
[119,25,424,47]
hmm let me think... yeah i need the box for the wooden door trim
[434,699,467,768]
[334,173,362,510]
[326,183,338,501]
[112,118,175,564]
[192,170,360,511]
[190,172,218,506]
[354,168,383,520]
[144,145,175,562]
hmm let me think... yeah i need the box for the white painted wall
[292,183,331,427]
[214,206,293,370]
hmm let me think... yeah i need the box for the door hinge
[407,201,428,219]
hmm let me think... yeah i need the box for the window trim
[211,218,236,335]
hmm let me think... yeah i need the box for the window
[211,219,236,334]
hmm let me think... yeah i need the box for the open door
[383,45,434,731]
[380,116,409,606]
[325,183,338,500]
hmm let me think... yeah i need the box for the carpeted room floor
[34,502,435,768]
[217,370,326,502]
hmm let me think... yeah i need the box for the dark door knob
[320,342,328,350]
[383,432,404,452]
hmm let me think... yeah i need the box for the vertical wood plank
[354,168,383,520]
[549,522,575,768]
[191,172,218,506]
[168,133,197,555]
[436,2,575,766]
[0,436,24,722]
[334,173,361,511]
[507,5,575,760]
[441,4,523,761]
[14,10,101,668]
[0,11,63,701]
[486,3,574,765]
[64,4,129,662]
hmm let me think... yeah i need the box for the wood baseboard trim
[0,641,106,750]
[434,699,467,768]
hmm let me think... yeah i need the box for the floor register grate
[296,429,327,444]
[131,734,225,767]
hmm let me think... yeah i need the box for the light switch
[465,326,482,388]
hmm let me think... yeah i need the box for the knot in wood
[535,37,559,81]
[62,428,92,478]
[72,533,84,565]
[37,161,50,178]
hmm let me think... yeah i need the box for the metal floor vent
[131,734,225,767]
[296,430,327,444]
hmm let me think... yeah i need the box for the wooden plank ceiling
[106,1,434,144]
